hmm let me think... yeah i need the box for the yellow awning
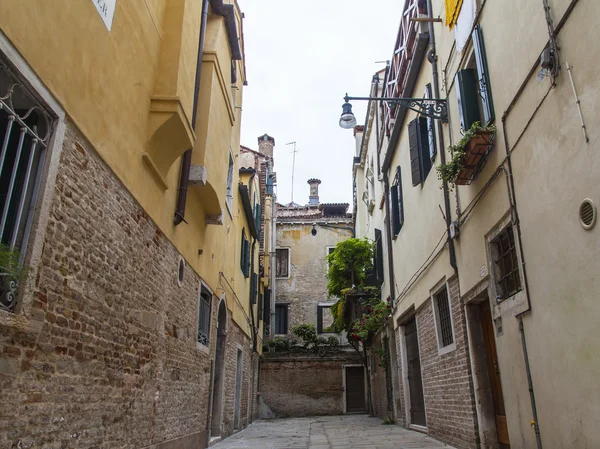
[445,0,464,29]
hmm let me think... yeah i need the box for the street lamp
[339,93,448,128]
[339,101,358,129]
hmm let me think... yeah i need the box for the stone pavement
[210,415,455,449]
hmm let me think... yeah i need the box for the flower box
[455,130,496,185]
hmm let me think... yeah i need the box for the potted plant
[437,121,496,188]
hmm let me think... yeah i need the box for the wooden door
[481,300,510,447]
[405,319,426,426]
[345,366,366,413]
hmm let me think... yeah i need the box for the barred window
[491,226,522,299]
[434,286,454,348]
[0,57,54,312]
[197,286,212,347]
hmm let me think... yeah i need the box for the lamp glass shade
[339,102,357,129]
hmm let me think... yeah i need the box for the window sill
[196,342,210,354]
[437,342,456,356]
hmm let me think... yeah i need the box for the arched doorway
[210,298,227,437]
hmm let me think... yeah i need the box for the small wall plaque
[91,0,117,31]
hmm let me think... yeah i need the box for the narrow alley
[210,415,451,449]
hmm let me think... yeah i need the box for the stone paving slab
[211,415,455,449]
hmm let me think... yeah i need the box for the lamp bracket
[343,94,448,122]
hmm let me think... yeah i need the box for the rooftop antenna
[286,141,298,204]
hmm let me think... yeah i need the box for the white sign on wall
[91,0,117,31]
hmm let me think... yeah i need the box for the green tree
[326,237,373,298]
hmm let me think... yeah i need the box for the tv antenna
[286,141,298,204]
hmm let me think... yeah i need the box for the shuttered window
[275,304,288,334]
[240,230,250,278]
[257,292,263,322]
[408,117,431,186]
[472,24,495,124]
[254,203,262,236]
[263,289,271,324]
[425,84,437,161]
[491,226,522,299]
[456,25,495,130]
[250,272,258,305]
[275,248,289,278]
[197,286,212,347]
[390,167,404,237]
[374,228,384,285]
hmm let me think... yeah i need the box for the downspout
[426,0,457,271]
[249,238,258,352]
[174,0,210,226]
[270,189,277,338]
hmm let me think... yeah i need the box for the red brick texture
[0,122,256,448]
[260,352,362,417]
[416,277,478,449]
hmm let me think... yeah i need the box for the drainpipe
[426,0,457,271]
[174,0,209,226]
[270,188,277,338]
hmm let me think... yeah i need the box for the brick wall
[0,122,255,449]
[369,335,388,420]
[260,352,361,417]
[416,277,479,449]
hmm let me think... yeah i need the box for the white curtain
[455,0,476,54]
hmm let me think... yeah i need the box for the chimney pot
[257,134,275,159]
[307,178,321,205]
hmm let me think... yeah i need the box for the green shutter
[472,24,495,124]
[390,183,400,236]
[244,239,250,278]
[375,228,384,285]
[396,167,404,229]
[408,119,422,186]
[240,231,246,275]
[416,117,431,180]
[456,69,481,130]
[254,203,262,235]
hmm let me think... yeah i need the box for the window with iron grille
[491,226,522,299]
[197,286,212,347]
[275,248,289,278]
[0,57,54,312]
[434,286,454,348]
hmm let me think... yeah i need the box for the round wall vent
[579,198,596,230]
[177,257,185,286]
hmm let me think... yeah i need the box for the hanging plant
[436,121,496,189]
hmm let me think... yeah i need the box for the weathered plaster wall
[276,222,352,333]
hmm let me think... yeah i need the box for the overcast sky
[239,0,403,206]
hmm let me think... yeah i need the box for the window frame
[489,225,522,300]
[390,167,404,237]
[196,282,213,351]
[225,152,234,215]
[275,247,290,279]
[431,280,456,355]
[317,302,336,334]
[274,303,288,335]
[0,39,66,315]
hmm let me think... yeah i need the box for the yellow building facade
[0,0,263,446]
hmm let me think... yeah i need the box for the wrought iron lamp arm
[343,94,448,122]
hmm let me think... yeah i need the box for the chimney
[257,134,275,159]
[307,178,321,205]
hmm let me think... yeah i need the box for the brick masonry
[415,277,478,449]
[259,352,362,417]
[0,122,256,449]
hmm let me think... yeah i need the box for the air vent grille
[579,199,596,230]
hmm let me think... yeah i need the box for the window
[456,24,495,130]
[390,167,404,237]
[317,304,335,333]
[275,248,289,278]
[226,154,234,210]
[240,229,250,278]
[408,117,431,185]
[433,286,454,349]
[250,272,257,304]
[263,289,271,324]
[257,292,263,322]
[197,285,212,347]
[374,229,384,285]
[0,56,54,312]
[275,304,288,334]
[490,226,522,299]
